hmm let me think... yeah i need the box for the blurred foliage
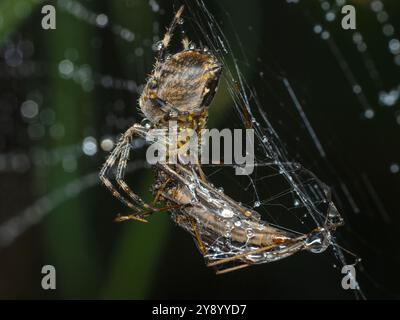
[0,0,39,44]
[1,0,400,299]
[0,0,240,299]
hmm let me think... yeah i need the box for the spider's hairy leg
[110,124,186,222]
[182,32,190,50]
[100,123,155,222]
[157,5,185,62]
[116,143,155,211]
[99,139,142,213]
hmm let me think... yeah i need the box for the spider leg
[177,12,190,50]
[113,124,188,222]
[99,139,141,212]
[181,31,190,50]
[157,5,185,62]
[100,124,157,221]
[116,143,155,211]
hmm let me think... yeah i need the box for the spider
[100,6,222,223]
[100,6,342,274]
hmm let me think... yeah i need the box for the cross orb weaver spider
[100,6,222,222]
[100,6,342,274]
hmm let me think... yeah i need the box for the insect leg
[206,238,306,269]
[115,204,183,223]
[190,218,207,255]
[215,264,251,275]
[167,209,208,256]
[152,178,172,205]
[196,164,207,182]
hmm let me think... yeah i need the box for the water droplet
[4,46,23,67]
[371,0,384,13]
[220,208,234,218]
[96,13,108,27]
[246,228,255,239]
[306,229,331,253]
[377,11,388,23]
[82,136,97,156]
[383,24,394,37]
[141,118,152,129]
[313,24,322,34]
[390,163,399,174]
[234,221,242,227]
[149,0,160,12]
[325,11,336,22]
[389,39,400,55]
[364,109,375,119]
[20,100,39,119]
[321,31,330,40]
[156,41,163,51]
[101,138,115,152]
[353,85,362,94]
[58,59,74,77]
[379,90,399,107]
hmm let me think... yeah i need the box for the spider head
[140,49,222,125]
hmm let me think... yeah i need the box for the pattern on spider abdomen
[158,51,221,107]
[140,49,222,126]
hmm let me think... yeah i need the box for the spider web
[0,0,399,299]
[182,0,362,296]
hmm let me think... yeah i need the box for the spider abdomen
[140,50,222,125]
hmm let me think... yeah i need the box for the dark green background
[0,0,399,299]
